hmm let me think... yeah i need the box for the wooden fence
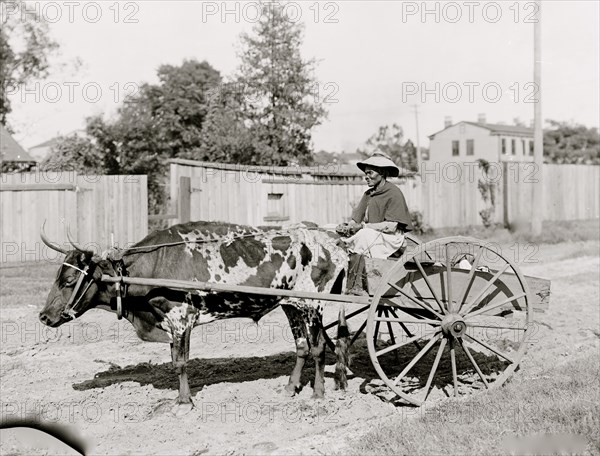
[0,171,148,263]
[168,160,599,229]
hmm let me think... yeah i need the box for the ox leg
[171,325,193,406]
[309,315,327,399]
[281,305,309,396]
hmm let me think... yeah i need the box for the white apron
[343,227,405,259]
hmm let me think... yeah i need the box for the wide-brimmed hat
[356,152,400,178]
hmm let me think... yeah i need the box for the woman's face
[364,166,385,187]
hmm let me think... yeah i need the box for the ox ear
[78,252,93,265]
[90,258,116,281]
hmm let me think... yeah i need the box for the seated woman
[336,152,413,294]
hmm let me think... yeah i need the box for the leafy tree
[0,0,59,125]
[311,150,349,166]
[357,124,418,172]
[235,3,326,165]
[46,59,222,211]
[543,120,600,164]
[41,133,103,173]
[198,82,267,164]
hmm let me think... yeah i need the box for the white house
[427,115,534,164]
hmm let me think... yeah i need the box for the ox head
[39,222,118,327]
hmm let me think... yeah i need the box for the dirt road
[1,240,598,455]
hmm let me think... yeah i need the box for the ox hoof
[311,391,325,400]
[283,384,300,397]
[173,401,194,417]
[151,399,194,418]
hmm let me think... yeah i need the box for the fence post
[502,161,510,228]
[179,176,191,223]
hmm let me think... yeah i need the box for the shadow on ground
[73,336,507,401]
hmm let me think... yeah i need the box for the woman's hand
[363,221,398,234]
[336,221,363,236]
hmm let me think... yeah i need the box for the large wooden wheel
[366,237,534,406]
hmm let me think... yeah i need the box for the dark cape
[351,181,414,232]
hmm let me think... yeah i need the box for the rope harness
[61,263,93,320]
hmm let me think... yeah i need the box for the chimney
[477,113,486,124]
[444,116,452,128]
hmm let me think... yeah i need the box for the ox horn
[66,223,93,255]
[40,220,68,254]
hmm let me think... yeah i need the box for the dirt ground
[0,240,598,455]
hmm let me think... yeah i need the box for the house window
[452,140,459,156]
[466,139,474,156]
[501,138,506,155]
[529,140,534,156]
[264,193,289,222]
[511,139,516,155]
[521,139,525,155]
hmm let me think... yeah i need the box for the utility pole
[531,0,543,235]
[412,104,421,173]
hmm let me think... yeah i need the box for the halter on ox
[39,221,351,407]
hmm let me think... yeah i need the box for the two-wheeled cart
[102,235,550,406]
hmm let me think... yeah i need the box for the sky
[5,0,600,153]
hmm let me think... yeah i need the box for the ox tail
[334,307,350,391]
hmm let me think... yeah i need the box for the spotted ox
[39,221,351,406]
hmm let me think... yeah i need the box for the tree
[357,124,418,172]
[0,0,59,125]
[198,82,267,164]
[236,3,326,165]
[543,120,600,164]
[46,59,222,211]
[41,133,103,174]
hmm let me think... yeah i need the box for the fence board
[166,162,600,230]
[1,173,148,263]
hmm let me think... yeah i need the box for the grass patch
[420,219,600,245]
[346,353,600,455]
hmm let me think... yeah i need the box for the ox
[39,221,351,407]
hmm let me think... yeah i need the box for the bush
[410,210,431,235]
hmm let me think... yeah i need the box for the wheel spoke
[458,338,489,388]
[388,307,422,350]
[413,257,447,314]
[464,292,527,319]
[459,264,511,317]
[393,333,442,386]
[450,338,458,397]
[463,333,514,363]
[386,320,397,346]
[350,319,368,346]
[445,244,453,313]
[456,246,483,313]
[387,282,444,319]
[422,337,447,401]
[374,317,441,326]
[376,329,440,357]
[467,324,526,331]
[323,305,369,330]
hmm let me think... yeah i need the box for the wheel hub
[441,314,467,338]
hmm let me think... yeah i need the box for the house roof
[30,137,61,149]
[0,125,36,163]
[429,121,534,139]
